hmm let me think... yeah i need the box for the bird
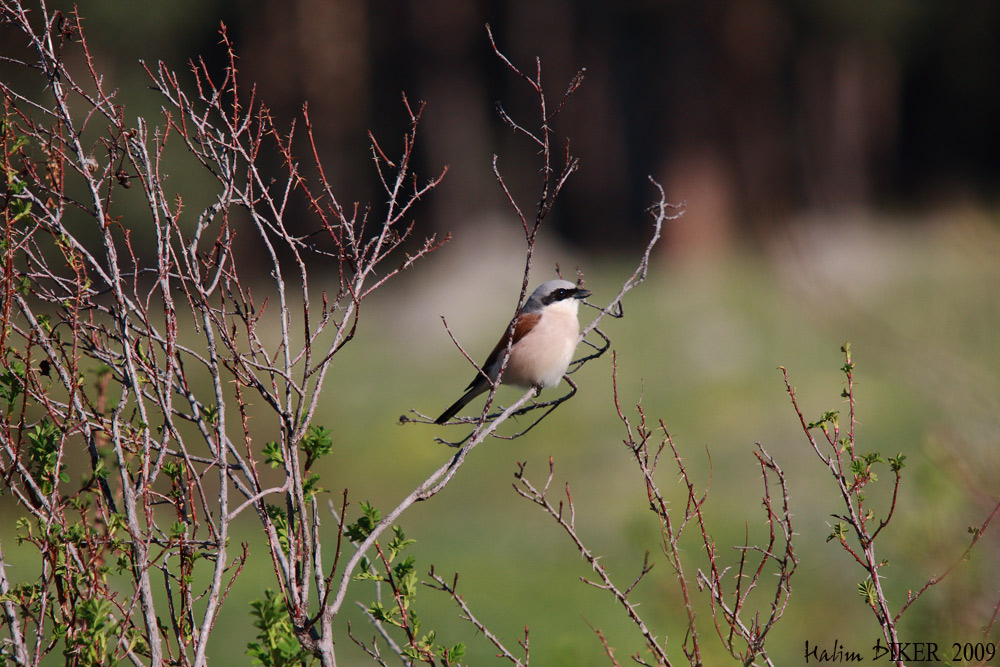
[435,279,592,424]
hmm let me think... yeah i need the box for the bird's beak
[573,287,592,300]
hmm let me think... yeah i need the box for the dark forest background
[46,0,1000,257]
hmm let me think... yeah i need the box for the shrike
[435,279,592,424]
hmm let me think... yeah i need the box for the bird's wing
[464,312,541,390]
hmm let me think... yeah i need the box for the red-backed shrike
[435,279,592,424]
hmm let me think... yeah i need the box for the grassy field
[266,214,1000,665]
[3,214,998,665]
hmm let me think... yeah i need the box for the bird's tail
[434,383,487,424]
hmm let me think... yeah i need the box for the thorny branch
[425,567,529,667]
[1,6,443,666]
[0,6,701,667]
[375,28,678,663]
[507,351,797,667]
[513,457,674,666]
[783,346,1000,666]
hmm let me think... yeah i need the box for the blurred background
[4,0,1000,664]
[66,0,1000,250]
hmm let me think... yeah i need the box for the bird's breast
[503,310,580,388]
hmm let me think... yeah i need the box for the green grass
[271,220,998,665]
[4,218,999,665]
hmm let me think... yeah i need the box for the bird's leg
[434,431,474,449]
[492,376,578,440]
[570,327,610,371]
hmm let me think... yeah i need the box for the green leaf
[441,643,466,662]
[345,502,380,542]
[392,555,416,580]
[0,359,27,413]
[826,521,848,543]
[14,517,32,540]
[302,473,324,500]
[201,404,219,425]
[247,589,316,666]
[262,441,284,468]
[162,460,182,480]
[806,410,839,430]
[858,577,878,607]
[387,525,416,561]
[397,572,419,608]
[265,505,290,554]
[863,451,884,466]
[367,601,400,627]
[302,424,333,469]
